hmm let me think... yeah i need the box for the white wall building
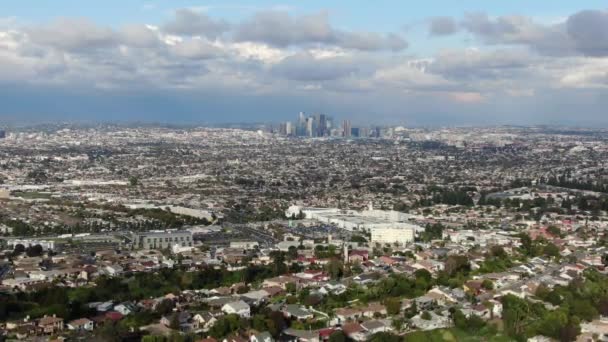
[371,226,415,246]
[285,205,420,234]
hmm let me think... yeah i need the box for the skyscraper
[306,117,314,137]
[315,114,327,137]
[343,120,352,137]
[0,130,5,139]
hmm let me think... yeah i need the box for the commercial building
[285,205,421,235]
[371,227,415,246]
[132,230,192,249]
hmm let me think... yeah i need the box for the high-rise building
[342,120,352,137]
[0,130,5,139]
[285,122,293,136]
[351,127,360,137]
[315,114,327,137]
[306,117,315,137]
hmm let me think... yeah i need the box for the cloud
[429,48,535,81]
[2,7,608,126]
[271,52,357,81]
[566,10,608,57]
[460,10,608,57]
[429,17,458,36]
[26,18,119,52]
[373,61,455,92]
[171,38,224,59]
[163,8,230,38]
[234,11,407,51]
[120,24,162,48]
[446,91,484,103]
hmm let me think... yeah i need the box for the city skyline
[0,1,607,125]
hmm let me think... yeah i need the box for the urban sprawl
[0,124,607,341]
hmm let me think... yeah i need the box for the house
[414,296,436,310]
[282,328,319,342]
[103,264,124,276]
[318,328,338,341]
[334,308,361,324]
[222,300,251,318]
[348,250,369,263]
[161,311,197,331]
[261,286,284,298]
[361,303,387,318]
[409,311,451,331]
[283,305,314,320]
[105,311,124,322]
[67,318,94,331]
[193,312,218,332]
[425,288,457,306]
[463,280,484,295]
[241,290,269,305]
[353,273,379,286]
[114,302,138,316]
[94,301,114,312]
[580,317,608,340]
[361,320,392,334]
[250,332,274,342]
[263,275,302,290]
[319,282,347,296]
[343,322,367,341]
[38,315,64,334]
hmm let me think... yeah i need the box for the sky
[1,1,608,126]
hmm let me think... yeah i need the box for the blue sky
[1,1,608,125]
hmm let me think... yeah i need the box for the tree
[384,298,401,316]
[444,255,470,276]
[25,244,43,257]
[421,311,431,320]
[169,313,181,330]
[155,299,175,315]
[543,243,560,258]
[13,243,25,255]
[368,332,401,342]
[328,331,346,342]
[391,317,404,332]
[287,246,299,260]
[502,294,529,337]
[326,258,344,280]
[285,282,296,294]
[481,279,494,290]
[547,225,562,237]
[129,176,139,186]
[520,233,533,255]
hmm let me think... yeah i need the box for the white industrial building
[371,226,415,246]
[132,230,193,249]
[285,205,420,235]
[7,239,56,250]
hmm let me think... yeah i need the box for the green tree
[384,298,401,315]
[482,279,494,290]
[328,331,346,342]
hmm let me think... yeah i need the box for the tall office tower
[285,122,293,136]
[343,120,352,137]
[279,122,288,135]
[373,127,381,138]
[326,117,333,131]
[298,112,306,125]
[0,130,5,139]
[351,127,360,137]
[315,114,327,137]
[294,112,305,136]
[359,127,369,138]
[306,117,315,137]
